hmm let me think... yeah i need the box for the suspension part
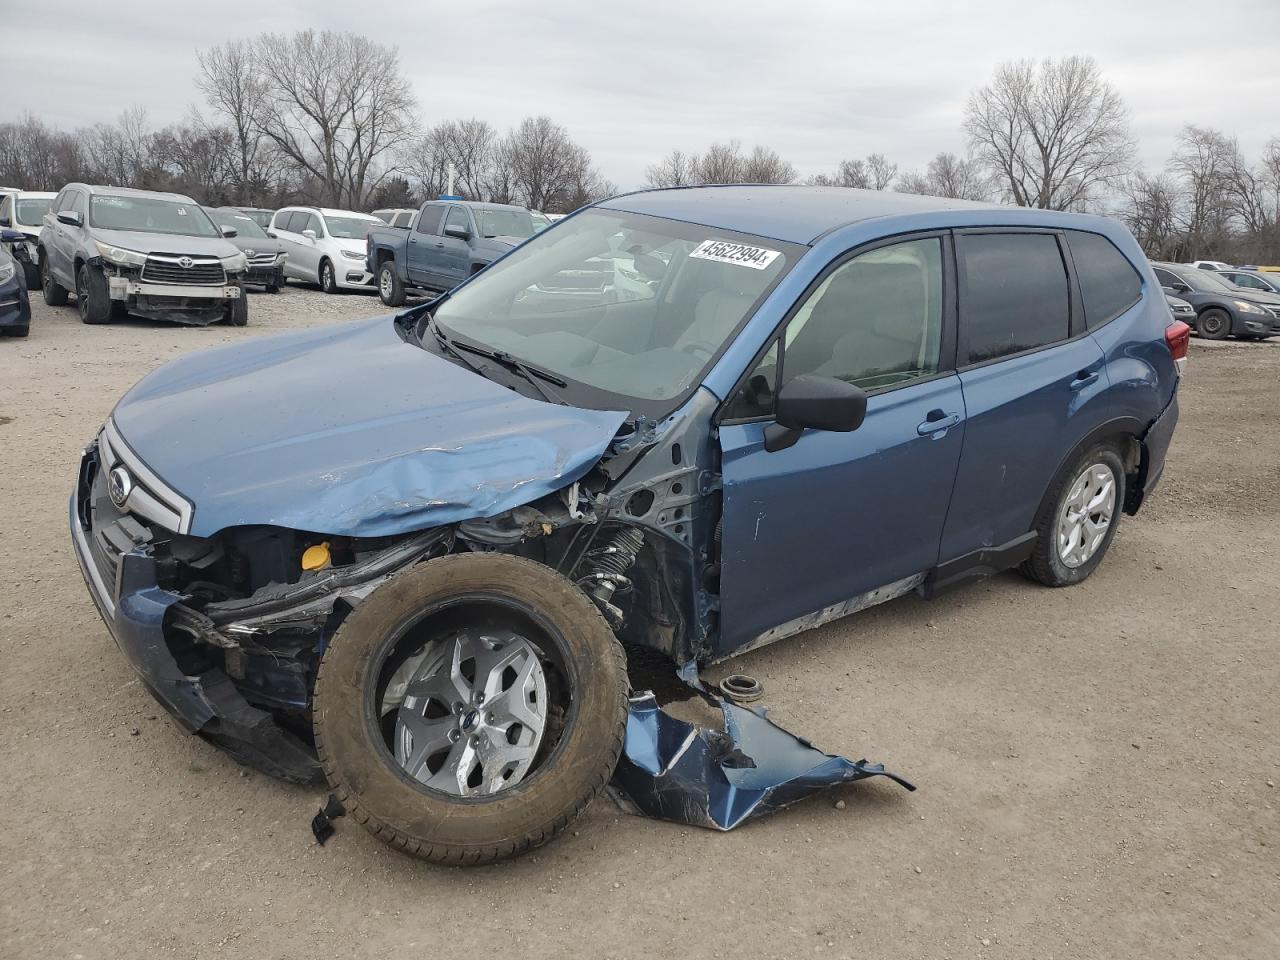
[577,526,645,628]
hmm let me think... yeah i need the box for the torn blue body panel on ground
[609,691,915,830]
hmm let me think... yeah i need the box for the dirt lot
[1,286,1277,960]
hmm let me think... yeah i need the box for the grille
[248,252,277,265]
[1265,305,1280,319]
[141,256,226,285]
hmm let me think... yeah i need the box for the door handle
[917,411,960,436]
[408,236,417,244]
[1070,370,1100,390]
[435,242,444,248]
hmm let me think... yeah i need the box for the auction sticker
[689,239,781,270]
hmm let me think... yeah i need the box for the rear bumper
[1133,391,1179,510]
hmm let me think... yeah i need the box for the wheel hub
[1055,462,1116,568]
[386,628,548,796]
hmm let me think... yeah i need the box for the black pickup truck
[366,200,538,306]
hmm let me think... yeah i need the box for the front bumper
[69,440,320,781]
[1234,313,1280,337]
[336,266,374,289]
[0,274,29,330]
[107,276,241,302]
[245,263,285,286]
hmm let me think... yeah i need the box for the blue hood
[111,316,628,538]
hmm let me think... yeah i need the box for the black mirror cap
[0,228,22,243]
[56,210,83,227]
[219,225,238,238]
[444,225,471,241]
[775,374,868,433]
[0,215,9,227]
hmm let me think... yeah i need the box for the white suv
[270,206,382,293]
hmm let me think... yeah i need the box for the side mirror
[57,210,84,227]
[444,224,471,241]
[0,215,9,227]
[0,228,23,243]
[266,231,277,239]
[764,375,868,452]
[302,229,317,241]
[219,225,238,238]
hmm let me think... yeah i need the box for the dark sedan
[1151,261,1280,339]
[0,233,31,337]
[1218,268,1280,296]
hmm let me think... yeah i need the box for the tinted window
[279,211,302,232]
[1066,230,1142,329]
[416,205,444,235]
[52,189,68,212]
[445,206,470,235]
[301,212,322,235]
[1153,268,1180,288]
[69,190,88,217]
[960,233,1069,363]
[0,195,9,221]
[393,211,412,228]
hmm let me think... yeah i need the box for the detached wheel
[319,258,338,294]
[77,264,115,324]
[1197,308,1231,340]
[1021,444,1125,587]
[314,553,627,865]
[40,257,68,306]
[378,261,405,307]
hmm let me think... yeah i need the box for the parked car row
[1153,260,1280,340]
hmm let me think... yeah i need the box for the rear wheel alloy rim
[1056,463,1116,568]
[380,267,393,299]
[384,628,548,796]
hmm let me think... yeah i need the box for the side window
[393,211,411,228]
[279,211,300,233]
[960,233,1069,364]
[1153,268,1179,289]
[68,190,87,218]
[1234,274,1263,290]
[445,206,470,235]
[1065,230,1142,329]
[302,212,322,235]
[416,204,444,235]
[52,189,68,212]
[724,237,944,419]
[0,195,9,222]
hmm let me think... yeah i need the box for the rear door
[407,203,445,287]
[717,234,966,654]
[938,230,1109,562]
[273,211,305,280]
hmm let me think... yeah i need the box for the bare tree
[866,153,898,191]
[501,115,583,211]
[253,30,416,207]
[806,156,897,190]
[965,56,1135,209]
[432,118,496,200]
[196,39,270,204]
[739,145,797,184]
[1168,125,1236,257]
[695,141,745,184]
[645,149,695,188]
[1118,171,1184,261]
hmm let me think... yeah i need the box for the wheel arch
[1032,418,1146,525]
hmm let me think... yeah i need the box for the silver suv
[39,184,249,326]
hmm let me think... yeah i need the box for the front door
[407,203,444,288]
[717,235,964,655]
[437,205,473,289]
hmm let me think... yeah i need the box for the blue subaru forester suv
[70,186,1185,861]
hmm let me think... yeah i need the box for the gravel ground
[1,285,1277,959]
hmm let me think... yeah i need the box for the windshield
[15,198,52,226]
[476,208,536,239]
[433,208,802,408]
[530,212,551,232]
[1181,268,1240,293]
[208,208,268,239]
[324,216,374,240]
[89,196,219,237]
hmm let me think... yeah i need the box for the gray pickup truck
[366,200,538,306]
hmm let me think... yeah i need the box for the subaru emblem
[107,466,133,508]
[178,256,194,269]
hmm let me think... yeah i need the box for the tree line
[1,39,1277,262]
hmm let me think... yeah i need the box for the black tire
[313,553,628,865]
[77,264,114,325]
[40,255,68,306]
[21,260,39,291]
[378,261,405,307]
[1,324,29,338]
[1197,308,1231,340]
[1021,443,1126,587]
[223,284,248,326]
[265,282,280,294]
[319,258,338,294]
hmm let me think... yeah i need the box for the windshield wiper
[429,319,567,405]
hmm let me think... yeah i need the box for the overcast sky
[8,0,1280,189]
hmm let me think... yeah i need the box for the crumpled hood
[91,228,242,258]
[110,316,628,538]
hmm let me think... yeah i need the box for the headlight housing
[94,241,147,268]
[0,260,14,284]
[221,252,248,273]
[340,249,365,260]
[1233,299,1265,315]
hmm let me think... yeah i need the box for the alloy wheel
[1055,462,1117,568]
[381,627,549,796]
[379,268,393,300]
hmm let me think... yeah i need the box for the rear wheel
[1197,308,1231,340]
[313,553,627,865]
[378,261,405,306]
[40,256,68,306]
[319,259,337,294]
[1021,444,1126,587]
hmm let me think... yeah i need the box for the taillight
[1165,320,1191,376]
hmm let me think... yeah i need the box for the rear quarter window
[1066,230,1142,329]
[959,232,1070,364]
